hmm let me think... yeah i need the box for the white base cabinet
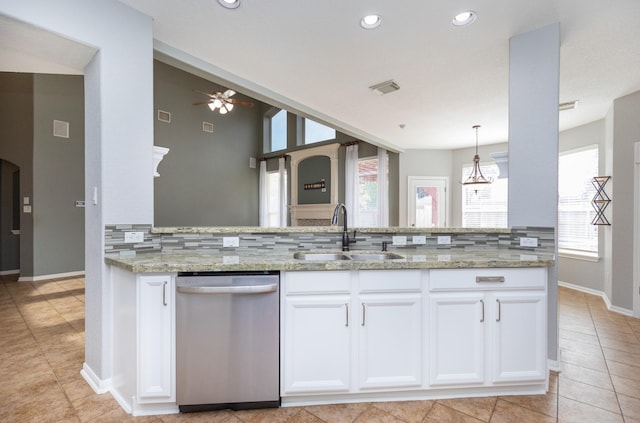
[282,267,548,405]
[429,268,547,388]
[281,270,424,396]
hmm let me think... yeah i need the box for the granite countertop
[105,248,554,273]
[151,226,512,234]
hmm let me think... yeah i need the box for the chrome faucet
[332,203,356,251]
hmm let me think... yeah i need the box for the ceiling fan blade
[228,99,255,108]
[193,89,217,98]
[193,100,214,106]
[223,89,236,97]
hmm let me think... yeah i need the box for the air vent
[369,80,400,95]
[157,109,171,123]
[202,121,214,133]
[559,100,579,111]
[53,120,69,138]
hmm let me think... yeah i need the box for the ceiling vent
[202,121,214,133]
[53,120,69,138]
[369,80,400,95]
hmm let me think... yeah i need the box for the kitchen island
[103,226,555,416]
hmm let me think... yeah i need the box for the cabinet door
[137,275,175,403]
[491,292,546,383]
[282,296,351,394]
[429,293,485,386]
[358,295,422,389]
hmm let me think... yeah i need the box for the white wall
[0,0,154,384]
[398,149,452,226]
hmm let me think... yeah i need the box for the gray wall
[153,61,263,226]
[0,159,20,272]
[0,72,85,278]
[32,74,85,276]
[0,73,34,276]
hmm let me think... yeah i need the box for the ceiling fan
[193,89,254,114]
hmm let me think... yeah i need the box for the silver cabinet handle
[361,303,366,326]
[345,303,349,327]
[476,276,505,283]
[162,281,168,306]
[480,299,485,323]
[496,299,501,322]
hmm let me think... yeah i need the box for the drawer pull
[476,276,505,283]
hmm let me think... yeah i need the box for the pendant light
[462,125,493,190]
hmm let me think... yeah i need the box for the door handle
[361,303,366,326]
[345,303,349,327]
[162,281,168,306]
[496,299,501,322]
[177,283,277,294]
[480,299,485,323]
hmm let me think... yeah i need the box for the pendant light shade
[462,125,493,187]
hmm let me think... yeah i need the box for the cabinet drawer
[430,267,546,291]
[359,270,422,293]
[284,271,351,294]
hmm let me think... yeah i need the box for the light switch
[392,236,407,246]
[223,237,240,247]
[519,237,538,247]
[437,236,451,245]
[124,231,144,243]
[412,235,426,245]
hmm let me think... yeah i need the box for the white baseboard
[558,280,633,317]
[547,359,561,373]
[81,362,111,394]
[18,270,85,282]
[0,269,19,275]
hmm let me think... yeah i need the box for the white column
[508,23,560,363]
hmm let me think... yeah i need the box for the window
[558,146,599,255]
[303,118,335,145]
[265,170,287,227]
[265,108,287,153]
[461,164,508,228]
[357,156,388,227]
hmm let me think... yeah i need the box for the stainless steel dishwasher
[176,271,280,412]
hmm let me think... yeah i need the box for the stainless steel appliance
[176,271,280,412]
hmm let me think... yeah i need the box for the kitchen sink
[349,253,404,261]
[293,252,404,261]
[293,252,350,261]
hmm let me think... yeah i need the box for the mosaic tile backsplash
[105,225,555,256]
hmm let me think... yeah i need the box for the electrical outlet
[223,237,240,247]
[392,236,407,246]
[124,231,144,243]
[412,235,426,245]
[437,235,451,245]
[519,237,538,247]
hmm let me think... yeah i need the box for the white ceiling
[2,1,639,151]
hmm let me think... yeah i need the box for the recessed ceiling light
[218,0,240,9]
[452,11,477,26]
[360,14,382,30]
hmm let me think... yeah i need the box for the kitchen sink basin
[293,252,404,261]
[293,252,350,261]
[349,253,404,261]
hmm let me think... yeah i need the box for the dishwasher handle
[177,283,278,295]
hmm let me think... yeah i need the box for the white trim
[547,359,560,373]
[634,141,640,317]
[18,270,85,282]
[81,362,111,394]
[558,280,633,317]
[0,269,20,275]
[558,249,599,262]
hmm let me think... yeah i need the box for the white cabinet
[428,293,485,386]
[281,269,424,396]
[281,271,352,395]
[283,296,351,393]
[428,268,547,388]
[137,274,175,403]
[357,270,422,390]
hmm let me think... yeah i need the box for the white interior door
[407,176,448,228]
[634,142,640,317]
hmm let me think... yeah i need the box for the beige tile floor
[1,274,639,422]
